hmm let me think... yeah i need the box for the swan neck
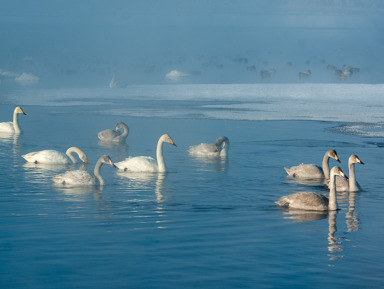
[13,109,21,134]
[94,159,104,185]
[65,148,78,163]
[120,125,129,137]
[322,154,330,179]
[328,173,338,210]
[348,162,358,191]
[156,139,166,172]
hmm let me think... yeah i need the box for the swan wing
[116,156,158,172]
[98,129,120,141]
[0,122,15,133]
[22,150,70,164]
[276,192,328,211]
[284,164,324,179]
[188,143,218,157]
[52,170,96,186]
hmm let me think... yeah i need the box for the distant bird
[188,136,230,157]
[277,166,347,211]
[52,155,116,186]
[284,149,340,180]
[98,122,129,143]
[22,147,87,164]
[0,106,26,134]
[299,70,311,78]
[115,134,177,173]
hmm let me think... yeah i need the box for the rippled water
[1,87,384,288]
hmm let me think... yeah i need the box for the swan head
[15,106,26,115]
[115,122,128,131]
[215,136,230,152]
[100,155,117,168]
[350,154,364,165]
[161,134,177,147]
[331,166,348,179]
[80,153,88,164]
[327,149,340,163]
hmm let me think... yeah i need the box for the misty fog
[1,0,383,88]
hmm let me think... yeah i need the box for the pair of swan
[0,106,26,134]
[277,166,347,211]
[98,122,129,143]
[188,136,230,157]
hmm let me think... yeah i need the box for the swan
[115,134,176,173]
[188,136,229,157]
[276,166,347,211]
[335,154,364,191]
[98,122,129,143]
[284,149,340,180]
[0,106,26,134]
[22,147,88,164]
[52,155,116,186]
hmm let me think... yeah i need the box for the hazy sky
[1,0,383,86]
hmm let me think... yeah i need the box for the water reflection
[345,191,359,232]
[280,208,328,222]
[98,141,129,159]
[190,155,229,173]
[0,133,21,155]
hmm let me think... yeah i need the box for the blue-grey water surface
[1,87,384,288]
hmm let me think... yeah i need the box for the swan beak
[84,158,88,164]
[109,160,117,168]
[170,140,177,147]
[20,108,26,115]
[335,156,341,163]
[359,160,365,165]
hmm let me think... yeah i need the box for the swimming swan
[335,154,364,191]
[98,122,129,143]
[188,136,229,157]
[0,106,26,134]
[276,166,347,211]
[115,134,176,173]
[284,149,340,180]
[22,147,87,164]
[52,155,116,186]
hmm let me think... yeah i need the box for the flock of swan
[1,106,364,213]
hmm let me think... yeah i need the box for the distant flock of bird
[1,106,363,213]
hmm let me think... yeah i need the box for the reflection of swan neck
[322,154,330,179]
[65,147,81,163]
[13,108,21,134]
[156,138,166,173]
[348,161,357,191]
[328,171,338,210]
[94,159,105,185]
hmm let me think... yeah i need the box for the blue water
[1,85,384,288]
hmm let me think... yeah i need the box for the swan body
[22,147,87,164]
[335,154,364,191]
[115,134,176,173]
[52,155,115,186]
[98,122,129,143]
[284,149,340,179]
[188,136,229,157]
[0,106,26,134]
[277,166,347,211]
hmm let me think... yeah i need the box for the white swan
[335,154,364,191]
[284,149,340,180]
[22,147,87,164]
[188,136,229,157]
[115,134,176,173]
[98,122,129,143]
[52,155,116,186]
[0,106,26,134]
[276,166,347,211]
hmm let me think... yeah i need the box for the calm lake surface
[1,85,384,288]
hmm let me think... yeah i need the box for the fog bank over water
[1,1,383,88]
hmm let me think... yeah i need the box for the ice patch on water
[330,123,384,137]
[4,83,384,125]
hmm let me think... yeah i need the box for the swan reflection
[190,155,229,173]
[346,191,359,232]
